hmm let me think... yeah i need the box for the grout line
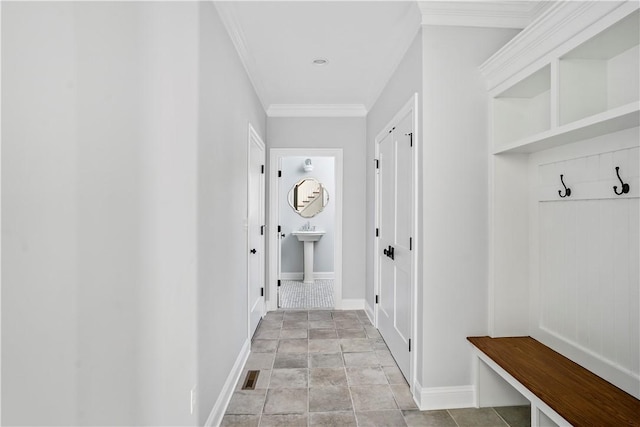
[446,409,461,427]
[492,407,511,427]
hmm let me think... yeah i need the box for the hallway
[222,310,530,427]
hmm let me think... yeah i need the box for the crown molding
[418,1,549,29]
[267,104,368,118]
[214,2,269,111]
[479,1,636,92]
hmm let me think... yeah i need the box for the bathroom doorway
[268,149,343,310]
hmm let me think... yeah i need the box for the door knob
[250,249,257,254]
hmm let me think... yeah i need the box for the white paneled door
[376,96,416,382]
[248,125,266,338]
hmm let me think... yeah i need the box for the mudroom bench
[467,336,640,427]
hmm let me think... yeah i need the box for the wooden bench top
[468,336,640,427]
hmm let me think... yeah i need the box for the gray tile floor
[222,310,530,427]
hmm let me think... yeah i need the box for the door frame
[267,148,343,311]
[247,123,266,339]
[374,93,419,391]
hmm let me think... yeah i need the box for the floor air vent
[241,370,260,390]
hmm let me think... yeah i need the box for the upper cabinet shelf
[490,6,639,154]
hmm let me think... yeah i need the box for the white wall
[267,118,365,299]
[197,2,267,425]
[2,2,223,425]
[280,156,335,275]
[419,26,518,394]
[2,3,79,423]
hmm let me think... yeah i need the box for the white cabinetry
[483,1,640,398]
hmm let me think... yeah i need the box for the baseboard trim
[339,298,365,310]
[365,299,375,325]
[205,339,251,427]
[280,272,335,280]
[414,382,476,410]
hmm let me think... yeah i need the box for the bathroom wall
[267,117,366,300]
[279,156,335,276]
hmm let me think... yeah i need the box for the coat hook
[558,174,571,198]
[613,166,630,195]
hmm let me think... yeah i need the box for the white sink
[292,230,325,242]
[291,230,325,283]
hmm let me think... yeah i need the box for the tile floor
[222,310,530,427]
[279,280,334,309]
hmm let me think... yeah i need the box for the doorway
[268,148,343,311]
[374,94,418,386]
[247,124,266,338]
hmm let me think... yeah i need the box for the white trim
[247,123,266,340]
[214,2,269,111]
[205,339,251,427]
[364,299,375,326]
[418,1,549,29]
[414,382,476,411]
[279,272,334,281]
[268,148,343,312]
[373,93,419,400]
[480,1,635,91]
[471,346,570,426]
[267,104,367,118]
[339,299,365,311]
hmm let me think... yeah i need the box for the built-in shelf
[493,65,551,150]
[494,101,640,154]
[491,8,639,154]
[559,10,639,126]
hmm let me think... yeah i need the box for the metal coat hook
[613,166,630,195]
[558,174,571,198]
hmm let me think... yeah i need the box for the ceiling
[215,1,548,116]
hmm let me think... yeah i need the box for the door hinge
[375,295,379,304]
[278,170,282,177]
[277,279,281,287]
[260,225,265,235]
[405,132,413,147]
[260,287,264,297]
[261,165,264,174]
[409,339,412,352]
[409,237,412,250]
[278,225,282,233]
[376,228,379,237]
[374,159,379,169]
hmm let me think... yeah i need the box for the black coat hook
[558,174,571,198]
[613,166,630,195]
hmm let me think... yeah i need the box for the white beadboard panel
[533,141,640,398]
[537,146,640,201]
[629,199,640,376]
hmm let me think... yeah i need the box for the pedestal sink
[291,230,325,284]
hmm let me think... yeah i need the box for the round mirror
[288,178,329,218]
